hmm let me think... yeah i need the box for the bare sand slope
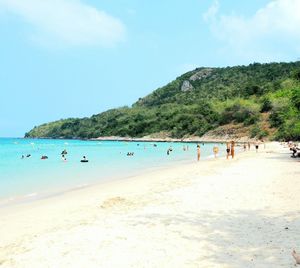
[0,142,300,267]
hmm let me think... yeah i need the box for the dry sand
[0,142,300,267]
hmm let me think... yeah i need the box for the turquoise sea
[0,138,226,205]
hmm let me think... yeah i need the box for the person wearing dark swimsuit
[226,142,230,159]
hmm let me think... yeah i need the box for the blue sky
[0,0,299,137]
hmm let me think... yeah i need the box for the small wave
[75,183,89,188]
[25,193,37,197]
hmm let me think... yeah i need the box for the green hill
[25,62,300,141]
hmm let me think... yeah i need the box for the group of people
[170,141,233,161]
[197,143,220,161]
[21,148,90,163]
[197,142,263,161]
[167,147,173,155]
[20,140,268,163]
[21,154,31,159]
[227,140,266,159]
[226,141,235,159]
[183,145,189,151]
[61,149,68,161]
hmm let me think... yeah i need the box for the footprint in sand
[100,196,133,210]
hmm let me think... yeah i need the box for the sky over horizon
[1,0,300,137]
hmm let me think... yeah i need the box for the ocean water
[0,138,226,205]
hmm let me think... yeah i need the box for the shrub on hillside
[220,103,259,125]
[260,97,273,112]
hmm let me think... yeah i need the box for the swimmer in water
[81,156,88,162]
[61,149,67,155]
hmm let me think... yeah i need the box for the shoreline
[22,135,262,143]
[1,142,299,267]
[0,138,229,208]
[0,146,228,209]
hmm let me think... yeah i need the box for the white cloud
[0,0,126,47]
[202,0,219,23]
[204,0,300,62]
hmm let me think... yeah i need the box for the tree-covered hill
[25,62,300,140]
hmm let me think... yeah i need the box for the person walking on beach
[213,145,219,158]
[248,141,251,150]
[226,142,230,159]
[231,141,235,159]
[261,139,266,149]
[197,144,200,161]
[243,143,247,151]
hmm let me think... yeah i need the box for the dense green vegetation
[25,62,300,140]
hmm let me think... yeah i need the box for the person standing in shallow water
[197,144,200,161]
[231,141,235,159]
[261,139,266,149]
[213,145,219,158]
[255,142,259,153]
[226,142,231,159]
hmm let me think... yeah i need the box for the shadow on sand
[127,209,300,267]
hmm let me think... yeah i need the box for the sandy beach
[0,142,300,267]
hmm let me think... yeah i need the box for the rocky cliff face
[189,68,213,81]
[181,80,194,91]
[181,68,214,92]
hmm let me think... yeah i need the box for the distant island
[25,62,300,141]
